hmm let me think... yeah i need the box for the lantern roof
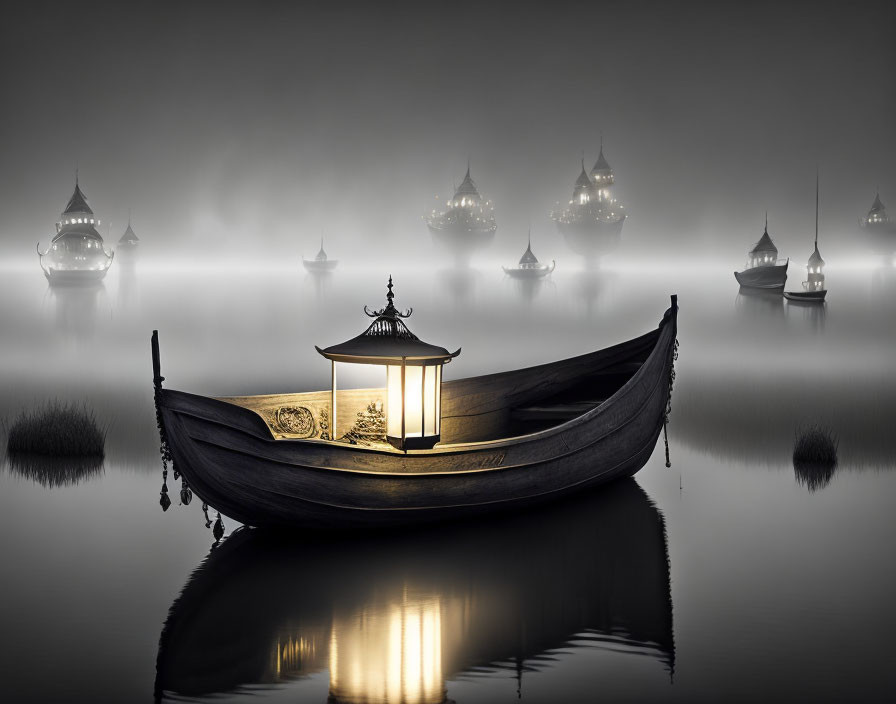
[869,192,885,214]
[316,277,461,366]
[315,237,328,261]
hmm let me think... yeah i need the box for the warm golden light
[386,364,441,448]
[329,593,444,704]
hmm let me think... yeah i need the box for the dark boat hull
[157,299,678,530]
[784,289,827,302]
[734,262,788,289]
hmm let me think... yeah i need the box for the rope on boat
[663,338,679,468]
[152,330,176,509]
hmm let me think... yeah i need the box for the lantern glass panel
[404,366,424,438]
[386,365,403,438]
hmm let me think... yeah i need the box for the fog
[1,0,894,266]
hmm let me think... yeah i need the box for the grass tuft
[793,425,838,492]
[5,400,106,457]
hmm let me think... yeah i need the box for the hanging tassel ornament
[179,479,193,506]
[159,468,171,512]
[213,513,225,542]
[202,502,212,528]
[663,338,679,468]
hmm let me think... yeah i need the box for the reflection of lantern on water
[273,635,320,678]
[329,593,444,704]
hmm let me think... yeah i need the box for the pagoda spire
[815,170,819,249]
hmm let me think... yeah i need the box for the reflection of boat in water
[153,293,678,530]
[37,175,114,284]
[502,231,555,279]
[735,285,784,320]
[154,478,674,702]
[734,216,788,290]
[424,165,496,265]
[303,237,339,272]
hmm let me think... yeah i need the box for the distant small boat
[785,173,826,304]
[152,295,679,531]
[302,237,338,272]
[783,289,826,302]
[502,231,555,278]
[734,215,788,289]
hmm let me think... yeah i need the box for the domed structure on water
[859,191,896,255]
[118,217,139,249]
[862,192,889,229]
[550,140,626,261]
[37,175,114,283]
[424,164,497,264]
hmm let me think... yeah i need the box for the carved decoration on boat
[274,406,315,438]
[340,401,386,446]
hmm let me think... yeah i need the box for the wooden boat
[154,479,674,701]
[734,261,788,289]
[784,289,826,302]
[153,295,678,530]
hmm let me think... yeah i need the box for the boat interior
[221,334,657,447]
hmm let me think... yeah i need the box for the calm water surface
[1,259,895,703]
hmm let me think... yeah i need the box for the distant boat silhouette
[734,214,788,290]
[302,237,338,272]
[785,174,826,303]
[154,479,674,702]
[502,230,555,278]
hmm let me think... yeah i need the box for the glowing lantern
[317,277,460,451]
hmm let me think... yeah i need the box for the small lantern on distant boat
[317,277,460,451]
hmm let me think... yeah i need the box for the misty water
[1,257,895,703]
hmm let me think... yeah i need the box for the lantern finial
[365,276,412,319]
